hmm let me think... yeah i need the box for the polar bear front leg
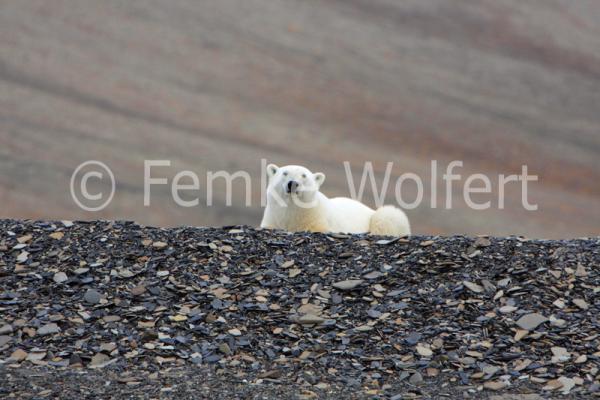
[260,209,277,230]
[301,215,330,233]
[260,223,276,230]
[260,217,278,230]
[302,222,329,233]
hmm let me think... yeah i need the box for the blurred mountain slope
[1,0,599,237]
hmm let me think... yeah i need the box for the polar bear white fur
[260,164,411,236]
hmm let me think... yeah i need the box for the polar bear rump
[369,205,411,236]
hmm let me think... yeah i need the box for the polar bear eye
[302,174,307,179]
[282,171,288,176]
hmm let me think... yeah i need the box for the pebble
[9,348,28,362]
[89,353,112,368]
[118,269,134,278]
[484,381,509,391]
[482,365,500,378]
[16,251,29,263]
[375,238,399,245]
[49,232,64,240]
[298,314,325,325]
[74,268,89,275]
[297,304,322,316]
[549,270,561,279]
[26,350,46,362]
[288,268,302,278]
[416,345,433,357]
[558,376,575,394]
[37,323,60,336]
[515,313,547,330]
[17,234,32,243]
[84,289,102,304]
[218,343,232,355]
[550,347,570,363]
[575,354,587,364]
[409,372,423,385]
[405,332,422,345]
[100,342,117,352]
[463,281,484,293]
[355,325,373,332]
[575,264,587,277]
[552,299,565,309]
[474,237,491,247]
[363,271,383,280]
[514,329,528,341]
[332,279,364,291]
[543,379,561,390]
[53,272,68,284]
[103,315,121,323]
[131,285,146,296]
[0,324,13,335]
[549,315,566,327]
[572,298,588,310]
[0,336,11,347]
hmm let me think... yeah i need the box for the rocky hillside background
[1,0,599,238]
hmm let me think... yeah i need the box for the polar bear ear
[267,164,279,179]
[313,172,325,187]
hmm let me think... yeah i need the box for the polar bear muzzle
[286,180,299,194]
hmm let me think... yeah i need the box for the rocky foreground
[0,220,598,399]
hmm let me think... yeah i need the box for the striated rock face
[0,219,599,398]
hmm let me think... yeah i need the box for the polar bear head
[266,164,325,208]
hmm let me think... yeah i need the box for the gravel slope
[0,219,599,398]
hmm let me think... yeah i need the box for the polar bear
[260,164,411,236]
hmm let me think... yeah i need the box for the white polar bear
[260,164,411,236]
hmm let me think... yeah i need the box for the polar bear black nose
[287,180,299,193]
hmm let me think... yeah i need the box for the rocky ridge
[0,220,599,398]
